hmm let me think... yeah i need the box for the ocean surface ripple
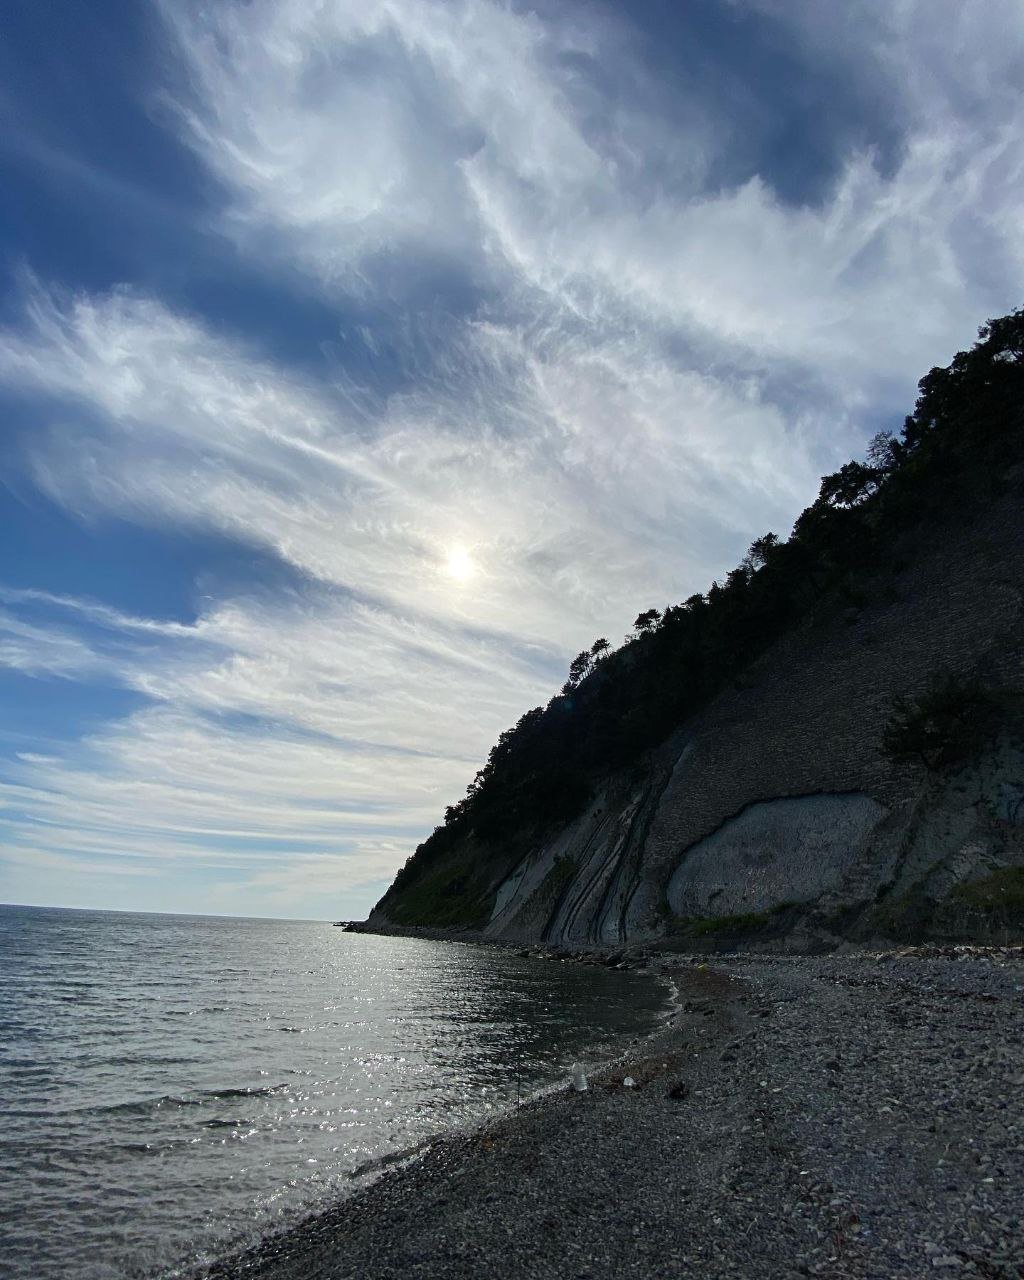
[0,906,668,1279]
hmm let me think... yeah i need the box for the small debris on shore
[197,948,1024,1280]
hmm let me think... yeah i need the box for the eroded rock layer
[371,460,1024,948]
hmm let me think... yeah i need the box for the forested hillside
[372,311,1024,939]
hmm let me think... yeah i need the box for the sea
[0,905,669,1279]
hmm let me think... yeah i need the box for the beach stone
[195,950,1024,1280]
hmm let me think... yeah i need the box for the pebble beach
[198,947,1024,1280]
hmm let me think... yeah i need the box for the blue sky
[1,0,1022,920]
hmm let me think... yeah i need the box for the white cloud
[0,700,457,904]
[1,848,159,878]
[158,0,609,289]
[0,606,105,678]
[0,275,812,915]
[162,0,1024,396]
[2,277,809,644]
[2,0,1023,915]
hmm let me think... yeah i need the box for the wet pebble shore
[198,946,1024,1280]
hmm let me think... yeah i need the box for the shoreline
[191,944,1024,1280]
[193,952,741,1280]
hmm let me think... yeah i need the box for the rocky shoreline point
[198,944,1024,1280]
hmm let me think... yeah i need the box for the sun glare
[444,545,476,582]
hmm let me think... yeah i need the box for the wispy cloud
[0,606,107,678]
[163,0,1024,389]
[2,275,809,642]
[0,582,552,912]
[1,0,1022,916]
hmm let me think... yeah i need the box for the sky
[1,1,1022,920]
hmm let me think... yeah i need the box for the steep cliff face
[369,315,1024,948]
[370,468,1024,948]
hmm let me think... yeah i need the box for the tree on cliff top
[377,306,1024,915]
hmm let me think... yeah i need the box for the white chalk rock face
[667,793,886,919]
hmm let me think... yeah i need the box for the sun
[443,545,476,582]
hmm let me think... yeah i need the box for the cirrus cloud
[1,0,1022,917]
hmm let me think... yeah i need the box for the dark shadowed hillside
[367,311,1024,948]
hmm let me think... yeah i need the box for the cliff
[367,313,1024,949]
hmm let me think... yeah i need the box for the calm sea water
[0,906,668,1279]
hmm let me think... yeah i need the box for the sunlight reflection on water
[0,907,668,1279]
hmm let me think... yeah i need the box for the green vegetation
[882,673,1000,771]
[875,869,1024,942]
[950,866,1024,915]
[674,910,775,936]
[385,861,496,928]
[378,308,1024,921]
[671,903,796,937]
